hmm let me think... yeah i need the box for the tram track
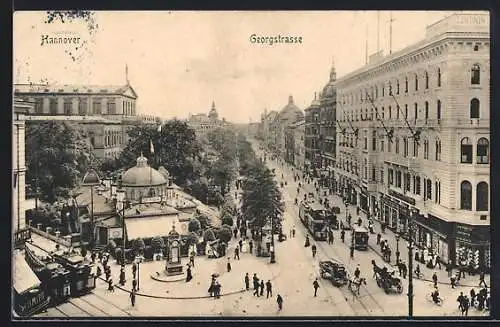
[273,159,388,316]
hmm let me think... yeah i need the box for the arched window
[437,100,441,120]
[426,179,432,200]
[372,130,377,151]
[461,137,472,163]
[425,71,429,89]
[471,64,480,85]
[415,74,419,91]
[389,106,392,119]
[425,101,429,120]
[396,80,400,94]
[395,137,400,154]
[405,77,408,93]
[435,138,441,161]
[403,137,408,157]
[460,181,472,210]
[148,188,155,197]
[437,68,442,87]
[470,98,480,118]
[477,137,489,164]
[476,182,489,211]
[414,103,418,121]
[435,180,441,204]
[405,104,408,119]
[364,158,368,179]
[413,139,419,157]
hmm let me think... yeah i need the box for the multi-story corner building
[304,94,321,175]
[284,119,305,168]
[13,78,142,159]
[334,12,490,270]
[317,61,338,189]
[187,101,230,139]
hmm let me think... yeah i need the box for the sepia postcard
[12,10,491,319]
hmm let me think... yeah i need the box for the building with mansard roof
[334,12,490,270]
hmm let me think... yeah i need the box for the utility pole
[408,209,415,319]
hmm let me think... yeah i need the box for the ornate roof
[121,155,168,187]
[278,95,304,124]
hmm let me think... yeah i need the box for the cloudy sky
[14,11,463,123]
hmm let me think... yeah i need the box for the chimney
[288,95,294,104]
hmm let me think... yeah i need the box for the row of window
[339,97,483,122]
[338,64,482,107]
[461,137,489,164]
[387,169,441,202]
[104,130,123,147]
[33,97,128,115]
[460,181,489,211]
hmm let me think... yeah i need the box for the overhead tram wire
[366,94,394,143]
[390,94,421,144]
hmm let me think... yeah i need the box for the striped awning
[13,250,41,294]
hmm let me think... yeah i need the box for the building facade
[13,100,30,234]
[187,101,230,138]
[293,120,306,169]
[304,95,321,174]
[13,82,141,160]
[318,61,338,189]
[334,12,490,270]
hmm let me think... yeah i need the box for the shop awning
[13,250,41,294]
[125,215,180,240]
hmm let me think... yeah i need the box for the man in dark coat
[341,229,345,243]
[432,272,438,288]
[266,280,272,298]
[276,294,283,311]
[311,244,317,258]
[244,273,250,290]
[260,280,265,297]
[130,289,136,307]
[234,247,240,260]
[249,239,253,254]
[186,265,193,282]
[227,257,232,272]
[313,278,320,297]
[253,274,260,296]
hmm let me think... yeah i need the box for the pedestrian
[305,235,311,247]
[90,251,96,263]
[233,227,238,239]
[446,260,452,277]
[214,281,221,299]
[234,247,240,260]
[292,225,296,238]
[450,275,457,289]
[227,257,232,272]
[398,261,403,276]
[119,266,126,286]
[341,229,345,243]
[354,265,360,278]
[130,289,136,307]
[245,273,250,290]
[260,280,265,297]
[276,294,283,311]
[311,244,317,258]
[266,280,272,298]
[462,296,470,316]
[249,239,253,254]
[189,253,195,267]
[108,278,114,292]
[376,233,381,245]
[436,255,442,269]
[313,278,320,297]
[479,270,487,287]
[457,292,465,311]
[357,217,362,226]
[401,262,407,279]
[253,274,260,297]
[186,265,193,282]
[239,239,243,252]
[432,271,438,288]
[470,289,476,307]
[132,278,137,291]
[414,250,420,263]
[415,264,421,279]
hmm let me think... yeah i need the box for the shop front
[414,214,452,264]
[379,190,415,233]
[450,223,490,272]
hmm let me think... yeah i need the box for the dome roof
[321,82,336,98]
[279,95,304,123]
[121,155,168,187]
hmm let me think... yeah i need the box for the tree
[118,120,200,187]
[188,218,202,233]
[203,229,216,242]
[217,226,232,244]
[241,161,283,239]
[221,213,234,227]
[133,238,146,255]
[25,121,92,203]
[194,212,210,230]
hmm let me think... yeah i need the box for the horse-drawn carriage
[372,260,403,294]
[319,260,349,287]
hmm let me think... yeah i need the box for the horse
[348,277,367,296]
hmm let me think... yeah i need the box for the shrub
[144,245,154,260]
[188,218,201,233]
[186,232,199,245]
[132,238,146,255]
[218,226,232,244]
[221,214,234,227]
[197,214,210,230]
[151,236,165,252]
[203,229,216,242]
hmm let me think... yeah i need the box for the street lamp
[135,256,142,291]
[407,209,416,319]
[82,169,101,250]
[116,188,126,267]
[396,234,401,264]
[350,229,355,259]
[270,215,276,264]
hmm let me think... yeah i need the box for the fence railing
[29,226,71,248]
